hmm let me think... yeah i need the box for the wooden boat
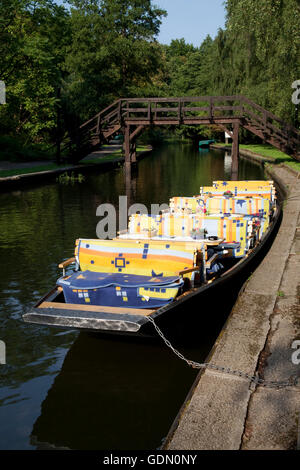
[22,180,281,336]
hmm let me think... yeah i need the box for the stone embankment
[166,160,300,450]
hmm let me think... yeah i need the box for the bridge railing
[79,100,121,135]
[119,96,244,122]
[60,95,299,161]
[59,99,122,160]
[240,95,300,152]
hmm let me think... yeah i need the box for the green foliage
[138,127,167,147]
[57,171,85,184]
[0,163,60,178]
[0,0,299,160]
[0,135,54,162]
[215,142,300,173]
[238,144,300,173]
[0,0,167,154]
[222,0,300,122]
[64,0,167,120]
[0,0,70,141]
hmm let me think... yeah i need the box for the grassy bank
[0,163,61,178]
[81,145,150,165]
[214,143,300,173]
[81,150,123,165]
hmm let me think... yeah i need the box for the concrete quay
[165,164,300,450]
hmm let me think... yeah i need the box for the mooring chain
[147,316,298,390]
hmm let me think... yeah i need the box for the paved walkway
[81,144,123,162]
[0,143,123,172]
[166,165,300,450]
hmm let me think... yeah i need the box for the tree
[64,0,167,121]
[0,0,70,142]
[223,0,300,122]
[162,39,197,96]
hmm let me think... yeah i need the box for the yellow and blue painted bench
[74,238,202,279]
[169,196,206,214]
[200,180,275,203]
[58,239,209,309]
[169,195,271,218]
[212,180,274,189]
[59,237,229,300]
[127,213,250,257]
[57,270,185,309]
[204,196,271,217]
[199,186,274,201]
[212,180,276,203]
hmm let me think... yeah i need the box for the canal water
[0,144,264,450]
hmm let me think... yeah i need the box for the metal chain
[147,316,299,390]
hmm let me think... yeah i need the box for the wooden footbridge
[61,95,300,175]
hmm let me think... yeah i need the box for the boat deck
[38,301,153,316]
[22,286,154,333]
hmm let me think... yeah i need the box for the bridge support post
[231,121,240,179]
[124,124,140,203]
[124,124,137,168]
[124,124,131,169]
[123,124,144,168]
[131,141,137,164]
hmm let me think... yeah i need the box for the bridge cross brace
[123,124,145,169]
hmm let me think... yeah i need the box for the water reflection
[224,152,232,179]
[30,333,197,450]
[0,143,265,449]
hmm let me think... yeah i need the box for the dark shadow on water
[30,331,198,450]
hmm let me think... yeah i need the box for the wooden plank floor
[38,301,154,317]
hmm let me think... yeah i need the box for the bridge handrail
[59,95,299,162]
[79,99,121,130]
[77,95,298,133]
[119,96,244,122]
[239,95,299,136]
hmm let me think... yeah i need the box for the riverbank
[211,143,300,175]
[0,144,152,191]
[165,162,300,450]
